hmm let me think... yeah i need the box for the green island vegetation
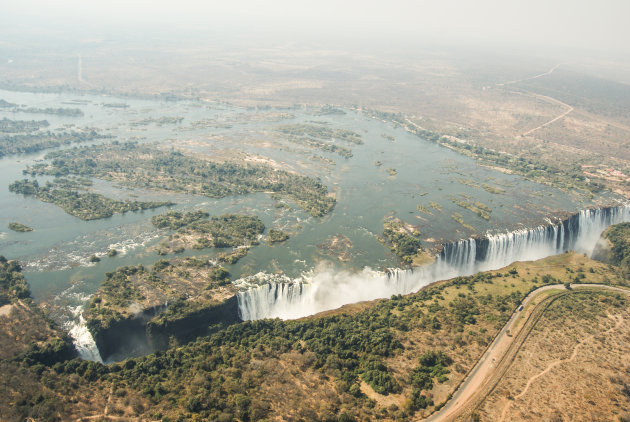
[101,102,130,108]
[481,183,506,195]
[130,116,184,127]
[311,105,347,116]
[2,252,629,420]
[107,249,118,257]
[268,228,290,245]
[386,168,397,176]
[283,134,353,158]
[451,212,475,231]
[310,154,336,166]
[429,202,442,212]
[152,211,264,256]
[15,107,84,117]
[216,247,250,264]
[381,218,423,265]
[276,124,363,145]
[24,142,335,217]
[84,257,236,338]
[274,124,363,158]
[417,205,433,215]
[363,109,605,197]
[0,99,18,108]
[8,222,33,232]
[0,121,111,157]
[451,195,492,220]
[0,117,49,133]
[9,179,173,220]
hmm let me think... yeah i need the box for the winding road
[421,283,630,422]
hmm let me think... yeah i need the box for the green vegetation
[152,210,209,230]
[0,99,18,108]
[130,116,184,126]
[367,110,605,196]
[407,350,453,411]
[85,258,237,341]
[276,124,363,144]
[602,222,630,276]
[0,122,111,157]
[9,179,173,220]
[429,202,442,212]
[0,256,31,303]
[7,252,629,420]
[152,211,264,255]
[19,107,84,117]
[451,213,475,231]
[8,222,33,232]
[481,183,506,195]
[268,228,289,244]
[25,143,335,217]
[451,196,491,220]
[274,123,362,158]
[417,205,433,215]
[217,247,250,264]
[0,117,49,133]
[382,219,423,264]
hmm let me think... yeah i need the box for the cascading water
[66,305,103,363]
[238,204,630,321]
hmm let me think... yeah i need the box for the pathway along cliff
[421,283,630,422]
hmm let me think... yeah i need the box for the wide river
[0,88,602,357]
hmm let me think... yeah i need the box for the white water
[57,285,103,362]
[238,205,630,320]
[67,313,103,363]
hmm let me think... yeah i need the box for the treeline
[26,143,336,217]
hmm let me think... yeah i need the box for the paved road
[421,283,629,422]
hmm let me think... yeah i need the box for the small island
[8,222,33,232]
[268,228,290,244]
[9,179,174,220]
[152,211,264,257]
[381,218,431,265]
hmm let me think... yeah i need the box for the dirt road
[421,283,629,422]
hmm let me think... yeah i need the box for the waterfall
[238,204,630,321]
[66,303,103,363]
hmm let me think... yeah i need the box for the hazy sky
[3,0,630,54]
